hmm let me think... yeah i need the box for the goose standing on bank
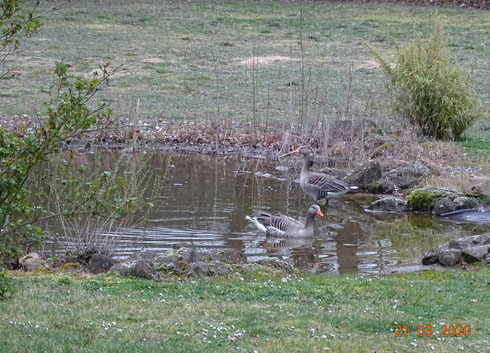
[246,204,323,237]
[280,146,358,205]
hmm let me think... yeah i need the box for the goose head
[308,204,324,217]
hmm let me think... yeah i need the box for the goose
[246,204,323,237]
[280,146,358,205]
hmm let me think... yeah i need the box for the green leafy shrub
[1,0,46,75]
[370,22,486,140]
[0,62,117,265]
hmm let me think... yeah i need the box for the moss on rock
[407,189,435,211]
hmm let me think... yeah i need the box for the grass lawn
[2,0,489,127]
[1,267,489,352]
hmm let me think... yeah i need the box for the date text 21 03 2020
[394,324,471,337]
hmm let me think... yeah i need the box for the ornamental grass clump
[370,22,485,140]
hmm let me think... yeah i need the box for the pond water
[43,151,488,274]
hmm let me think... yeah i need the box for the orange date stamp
[394,324,471,337]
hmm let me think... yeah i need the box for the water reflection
[43,151,487,274]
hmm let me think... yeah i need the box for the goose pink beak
[316,209,324,217]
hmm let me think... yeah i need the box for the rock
[422,247,445,265]
[432,197,456,216]
[383,163,430,190]
[127,251,181,274]
[449,234,490,249]
[19,253,41,267]
[422,233,490,267]
[186,261,231,277]
[462,245,490,263]
[464,177,490,197]
[177,247,200,264]
[408,186,464,212]
[367,179,395,194]
[154,256,180,274]
[366,197,408,213]
[255,257,294,272]
[19,253,47,271]
[439,249,462,266]
[110,259,156,279]
[343,160,382,191]
[76,246,99,265]
[452,197,477,210]
[88,254,118,274]
[199,248,247,265]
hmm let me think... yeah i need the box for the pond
[43,151,487,274]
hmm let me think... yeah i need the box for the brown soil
[2,115,488,184]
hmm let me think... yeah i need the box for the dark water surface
[44,151,488,274]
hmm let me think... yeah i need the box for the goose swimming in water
[246,204,323,238]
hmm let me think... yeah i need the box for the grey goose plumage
[281,146,358,205]
[246,204,323,238]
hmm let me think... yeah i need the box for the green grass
[1,268,489,352]
[2,0,489,132]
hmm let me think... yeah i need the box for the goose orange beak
[316,209,324,217]
[278,148,300,158]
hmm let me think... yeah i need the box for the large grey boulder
[422,233,490,266]
[19,253,48,272]
[462,245,490,263]
[186,261,231,277]
[110,259,156,279]
[367,179,396,194]
[382,163,430,190]
[439,249,462,266]
[366,197,408,213]
[453,197,477,210]
[256,257,294,272]
[88,254,118,274]
[464,177,490,197]
[343,160,382,191]
[128,251,180,274]
[200,248,247,264]
[432,197,456,216]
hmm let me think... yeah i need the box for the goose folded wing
[270,214,303,231]
[307,174,348,193]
